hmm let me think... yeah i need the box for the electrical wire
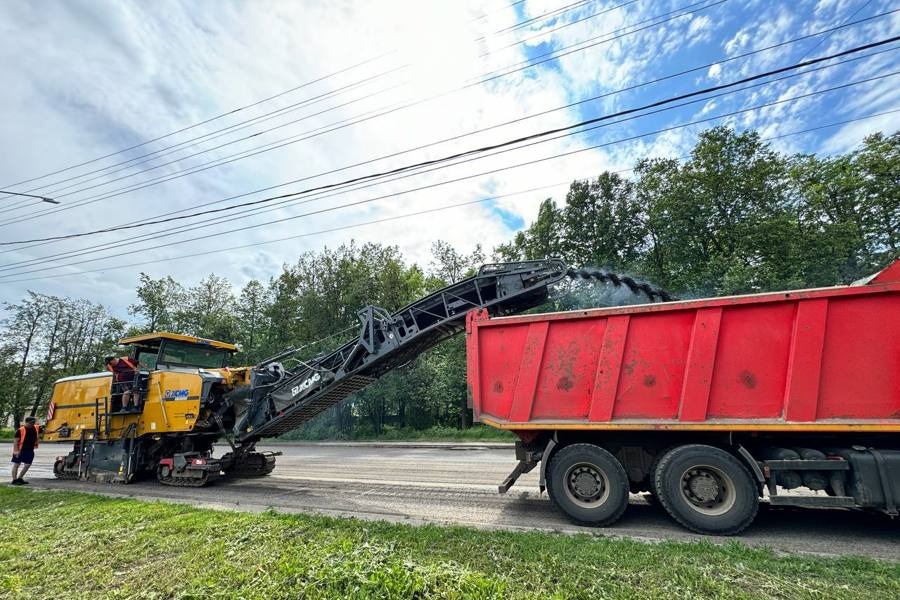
[7,11,890,257]
[796,0,875,63]
[3,38,895,247]
[0,52,398,192]
[1,75,895,283]
[1,47,894,273]
[4,107,896,285]
[0,0,629,200]
[0,64,413,214]
[20,1,641,207]
[468,0,526,24]
[479,0,640,57]
[0,0,729,226]
[4,71,412,205]
[476,0,595,41]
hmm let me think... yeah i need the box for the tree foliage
[1,127,896,434]
[0,293,124,426]
[502,127,898,295]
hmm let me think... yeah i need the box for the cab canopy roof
[118,332,238,352]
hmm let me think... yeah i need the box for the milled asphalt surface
[9,443,900,561]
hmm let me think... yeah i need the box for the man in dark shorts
[11,416,39,485]
[106,355,140,411]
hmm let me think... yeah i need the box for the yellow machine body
[43,332,249,444]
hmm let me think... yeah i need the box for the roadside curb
[261,440,515,450]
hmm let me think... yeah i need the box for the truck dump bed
[467,260,900,432]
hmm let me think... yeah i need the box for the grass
[1,488,898,599]
[279,424,516,443]
[0,429,12,440]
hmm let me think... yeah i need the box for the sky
[0,0,897,319]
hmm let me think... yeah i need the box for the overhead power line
[0,50,893,282]
[2,37,896,247]
[1,72,895,282]
[1,1,632,213]
[476,0,595,40]
[1,43,894,274]
[796,0,875,63]
[0,52,398,192]
[2,107,895,285]
[0,64,411,209]
[468,0,526,23]
[6,10,888,250]
[0,0,626,199]
[0,0,728,225]
[0,70,411,207]
[480,0,640,57]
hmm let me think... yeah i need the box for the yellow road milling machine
[43,332,278,486]
[43,260,674,487]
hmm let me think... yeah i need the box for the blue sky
[0,0,897,318]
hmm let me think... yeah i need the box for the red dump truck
[467,259,900,534]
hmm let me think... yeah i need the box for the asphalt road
[11,443,900,561]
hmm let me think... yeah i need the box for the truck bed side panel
[468,276,900,431]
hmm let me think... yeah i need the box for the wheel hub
[568,466,604,502]
[687,471,720,503]
[680,467,734,513]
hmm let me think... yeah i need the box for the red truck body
[465,260,900,535]
[468,260,900,433]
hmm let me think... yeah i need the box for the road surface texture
[12,442,900,561]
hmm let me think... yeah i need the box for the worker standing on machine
[106,355,141,411]
[10,416,40,485]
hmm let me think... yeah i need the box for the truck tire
[654,444,758,535]
[546,443,629,527]
[647,445,676,506]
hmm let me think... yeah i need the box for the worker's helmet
[24,416,36,424]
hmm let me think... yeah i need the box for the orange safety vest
[16,424,39,450]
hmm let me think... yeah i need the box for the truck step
[768,495,856,508]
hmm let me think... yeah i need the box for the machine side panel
[137,371,203,435]
[43,374,111,442]
[43,370,204,442]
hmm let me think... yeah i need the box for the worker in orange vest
[11,416,39,485]
[106,355,141,411]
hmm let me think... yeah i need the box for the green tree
[128,273,185,333]
[0,293,45,427]
[560,172,645,270]
[235,279,270,363]
[637,126,792,293]
[429,240,484,284]
[177,274,237,341]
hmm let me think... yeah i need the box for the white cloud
[0,0,895,318]
[687,15,713,45]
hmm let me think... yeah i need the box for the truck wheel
[654,444,758,535]
[546,443,629,527]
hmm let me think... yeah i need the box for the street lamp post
[0,190,60,204]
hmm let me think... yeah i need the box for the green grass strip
[0,487,897,599]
